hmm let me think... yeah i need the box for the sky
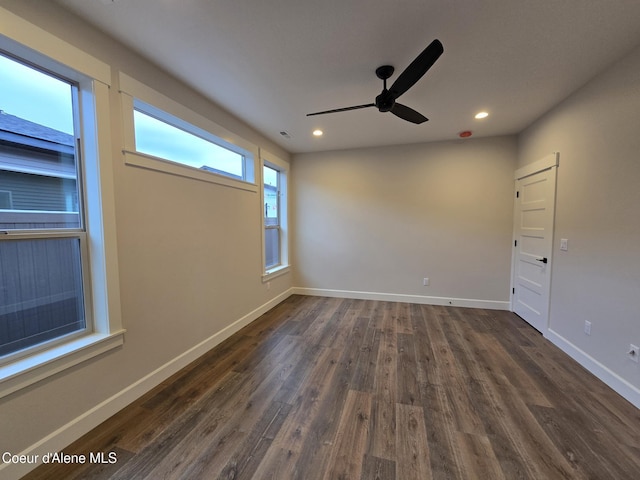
[0,53,75,135]
[134,110,244,177]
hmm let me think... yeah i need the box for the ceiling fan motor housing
[375,90,395,112]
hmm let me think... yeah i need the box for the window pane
[0,54,80,230]
[264,165,278,226]
[263,165,278,187]
[265,227,280,269]
[0,190,12,209]
[134,110,244,179]
[0,237,86,357]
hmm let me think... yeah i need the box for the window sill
[123,150,258,193]
[262,265,291,281]
[0,330,125,399]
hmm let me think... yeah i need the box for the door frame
[509,152,559,332]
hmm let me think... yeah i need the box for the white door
[511,153,558,333]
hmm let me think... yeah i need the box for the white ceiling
[55,0,640,154]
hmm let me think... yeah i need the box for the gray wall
[292,136,517,305]
[518,43,640,400]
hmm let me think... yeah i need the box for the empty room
[1,1,639,479]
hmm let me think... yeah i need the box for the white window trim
[261,148,290,280]
[0,10,124,399]
[118,72,258,192]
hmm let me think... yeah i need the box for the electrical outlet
[584,321,591,336]
[423,277,430,286]
[560,238,568,251]
[629,344,639,363]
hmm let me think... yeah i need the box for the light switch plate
[560,238,568,251]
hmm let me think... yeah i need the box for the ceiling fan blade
[388,39,443,100]
[306,103,375,116]
[390,103,428,124]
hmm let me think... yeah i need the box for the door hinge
[514,240,518,247]
[512,287,515,294]
[516,191,520,198]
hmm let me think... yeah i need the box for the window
[261,150,289,277]
[0,11,123,397]
[0,237,86,356]
[264,165,280,269]
[0,190,12,209]
[118,73,258,191]
[133,106,247,181]
[0,53,88,358]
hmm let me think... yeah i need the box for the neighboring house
[0,111,83,357]
[0,110,79,229]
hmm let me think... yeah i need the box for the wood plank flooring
[22,295,640,479]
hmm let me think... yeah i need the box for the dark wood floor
[23,295,640,480]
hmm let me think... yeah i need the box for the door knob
[536,257,548,264]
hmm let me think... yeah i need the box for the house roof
[0,111,74,148]
[0,111,75,159]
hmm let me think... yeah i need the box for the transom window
[118,73,257,191]
[133,101,250,182]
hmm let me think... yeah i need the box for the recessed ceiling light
[474,111,489,119]
[313,129,323,137]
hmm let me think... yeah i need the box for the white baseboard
[546,328,640,409]
[1,288,294,480]
[292,287,511,311]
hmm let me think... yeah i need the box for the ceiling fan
[306,39,444,124]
